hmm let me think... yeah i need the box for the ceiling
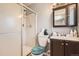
[23,3,32,7]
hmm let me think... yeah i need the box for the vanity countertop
[50,36,79,42]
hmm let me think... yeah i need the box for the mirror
[67,4,77,26]
[53,3,77,27]
[54,8,67,26]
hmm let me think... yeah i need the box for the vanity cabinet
[50,39,79,56]
[50,39,64,56]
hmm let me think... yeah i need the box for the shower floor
[23,46,32,56]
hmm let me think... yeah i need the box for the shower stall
[0,3,37,56]
[20,4,37,56]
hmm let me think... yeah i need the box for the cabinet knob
[65,43,68,45]
[61,43,64,45]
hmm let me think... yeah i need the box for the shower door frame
[17,3,37,56]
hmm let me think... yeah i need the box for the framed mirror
[53,3,77,27]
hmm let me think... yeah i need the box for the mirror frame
[53,3,77,27]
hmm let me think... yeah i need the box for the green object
[32,46,45,55]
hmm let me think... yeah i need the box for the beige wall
[29,3,78,34]
[0,4,22,56]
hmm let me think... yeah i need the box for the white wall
[29,3,78,34]
[0,4,22,56]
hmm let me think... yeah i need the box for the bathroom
[0,3,79,56]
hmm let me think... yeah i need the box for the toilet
[32,34,49,56]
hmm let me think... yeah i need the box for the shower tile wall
[22,9,36,55]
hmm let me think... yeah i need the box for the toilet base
[32,53,44,56]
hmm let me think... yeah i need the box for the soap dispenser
[70,29,74,37]
[53,32,57,36]
[73,29,77,37]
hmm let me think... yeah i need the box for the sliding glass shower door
[22,7,37,56]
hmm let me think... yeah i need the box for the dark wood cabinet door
[65,40,79,56]
[50,39,64,56]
